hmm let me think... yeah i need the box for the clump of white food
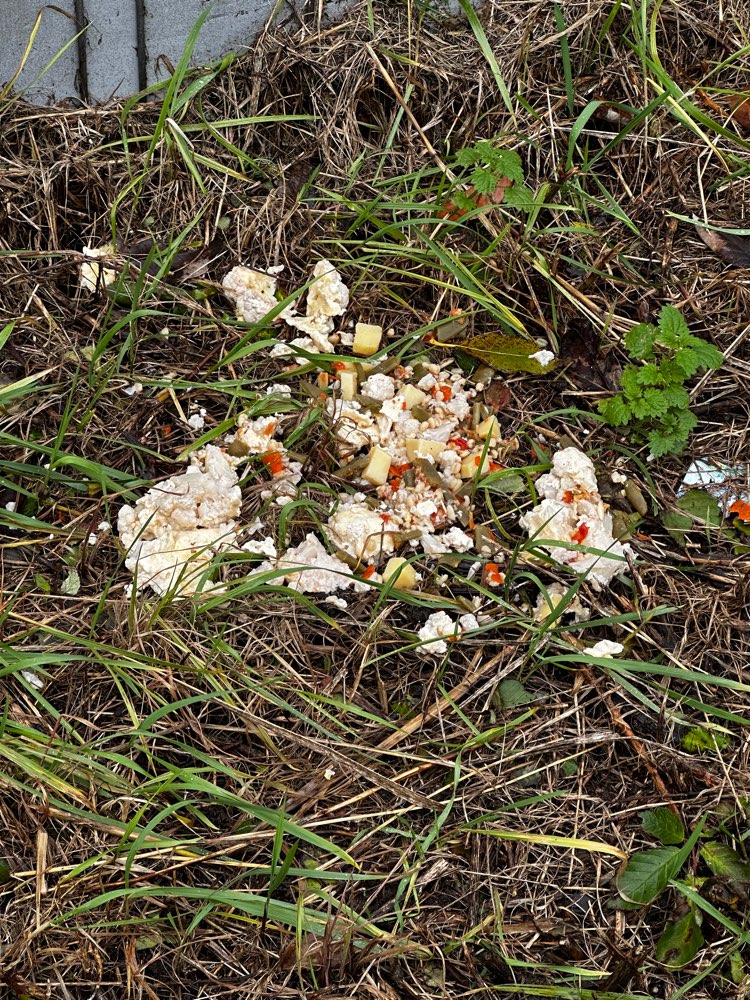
[533,582,589,622]
[529,349,555,368]
[275,533,367,593]
[327,500,397,562]
[117,446,241,596]
[520,447,629,590]
[222,266,287,324]
[415,610,479,657]
[284,259,349,354]
[80,245,117,293]
[583,639,624,658]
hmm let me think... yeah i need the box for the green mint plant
[450,140,533,213]
[599,305,723,456]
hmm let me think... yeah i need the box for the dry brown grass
[1,1,750,998]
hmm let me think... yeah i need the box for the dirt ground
[1,1,750,998]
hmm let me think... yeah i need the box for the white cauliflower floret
[420,526,474,555]
[306,260,349,318]
[530,349,556,368]
[361,373,396,401]
[284,314,336,351]
[520,448,629,589]
[222,266,286,324]
[416,610,477,656]
[277,533,361,593]
[327,503,396,562]
[241,537,278,559]
[117,446,241,597]
[225,414,279,456]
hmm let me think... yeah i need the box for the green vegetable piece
[655,911,704,969]
[639,807,684,845]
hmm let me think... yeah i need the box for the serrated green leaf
[673,348,701,377]
[620,366,643,400]
[660,384,690,410]
[616,846,683,904]
[656,305,691,348]
[639,807,685,845]
[641,387,670,417]
[648,428,685,457]
[496,149,524,184]
[685,337,724,370]
[471,167,498,195]
[634,362,662,386]
[455,147,479,167]
[624,322,657,359]
[700,842,750,884]
[457,333,558,374]
[598,394,631,426]
[655,911,704,969]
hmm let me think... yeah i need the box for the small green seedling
[448,140,533,215]
[599,305,723,456]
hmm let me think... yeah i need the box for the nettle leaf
[457,333,558,374]
[620,366,643,400]
[660,384,690,410]
[492,678,533,710]
[641,387,670,417]
[599,394,631,426]
[471,167,499,195]
[673,348,701,377]
[455,146,480,167]
[639,807,685,846]
[674,409,698,438]
[657,304,691,348]
[701,842,750,884]
[495,149,525,184]
[616,847,684,904]
[634,362,663,387]
[685,337,724,370]
[624,322,658,359]
[655,911,704,969]
[648,428,684,457]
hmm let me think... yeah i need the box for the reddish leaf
[727,93,750,132]
[484,381,511,412]
[439,177,511,221]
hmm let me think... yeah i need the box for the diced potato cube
[363,446,392,486]
[460,452,492,479]
[353,322,383,357]
[476,415,501,440]
[405,438,445,462]
[382,557,417,590]
[398,384,428,409]
[339,370,358,401]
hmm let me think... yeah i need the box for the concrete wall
[0,1,349,104]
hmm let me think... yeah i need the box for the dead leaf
[727,93,750,132]
[559,319,619,391]
[485,381,511,411]
[439,177,511,221]
[729,500,750,522]
[456,332,557,374]
[695,221,750,267]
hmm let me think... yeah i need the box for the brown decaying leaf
[695,222,750,267]
[727,93,750,132]
[439,177,511,221]
[484,381,511,412]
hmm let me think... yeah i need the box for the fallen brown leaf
[695,221,750,267]
[727,93,750,132]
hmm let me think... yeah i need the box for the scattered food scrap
[583,639,624,658]
[520,447,630,589]
[416,610,479,657]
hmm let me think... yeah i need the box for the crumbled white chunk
[225,414,279,456]
[458,613,479,632]
[306,260,349,318]
[265,383,292,396]
[610,470,627,484]
[270,342,293,358]
[533,582,590,622]
[277,533,359,592]
[188,412,205,431]
[420,527,474,555]
[583,639,624,658]
[284,314,335,351]
[416,610,475,656]
[327,503,396,562]
[241,537,278,559]
[80,244,117,293]
[222,266,286,324]
[361,373,396,400]
[117,446,242,597]
[530,349,555,367]
[325,595,348,610]
[5,501,16,512]
[20,670,44,690]
[520,448,629,589]
[122,382,143,396]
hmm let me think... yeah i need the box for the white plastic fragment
[20,670,44,690]
[117,446,241,596]
[520,447,629,590]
